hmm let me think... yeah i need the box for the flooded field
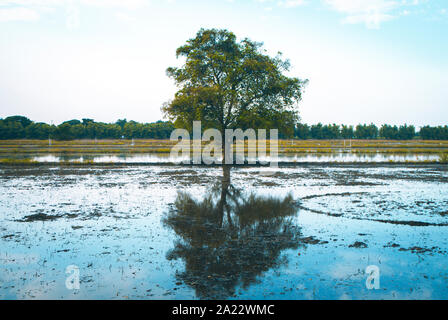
[1,139,447,165]
[1,163,448,299]
[0,152,443,164]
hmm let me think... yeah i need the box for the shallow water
[0,164,447,299]
[33,153,441,163]
[0,152,442,163]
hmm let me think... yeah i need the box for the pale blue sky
[0,0,447,126]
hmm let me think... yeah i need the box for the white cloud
[115,12,137,22]
[0,0,149,25]
[324,0,398,28]
[343,12,394,29]
[0,7,39,21]
[401,9,410,16]
[79,0,148,9]
[254,0,306,8]
[278,0,306,8]
[324,0,425,29]
[325,0,396,14]
[0,0,148,7]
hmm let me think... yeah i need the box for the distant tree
[295,123,310,139]
[93,123,108,139]
[419,125,448,140]
[321,124,340,139]
[105,124,122,139]
[419,126,432,140]
[310,123,323,139]
[82,118,94,125]
[379,124,398,140]
[341,125,354,139]
[123,121,138,138]
[151,121,175,139]
[70,124,87,139]
[62,119,82,126]
[162,28,307,139]
[355,124,378,139]
[1,114,444,141]
[55,123,73,140]
[398,124,415,140]
[85,122,97,139]
[4,116,32,128]
[115,119,127,129]
[25,122,54,140]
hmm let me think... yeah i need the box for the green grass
[0,158,38,164]
[0,139,447,157]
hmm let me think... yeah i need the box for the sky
[0,0,447,127]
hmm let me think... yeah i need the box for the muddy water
[0,164,447,299]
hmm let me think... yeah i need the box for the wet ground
[0,163,447,299]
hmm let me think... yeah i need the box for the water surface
[0,163,447,299]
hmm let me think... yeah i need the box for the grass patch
[0,158,38,164]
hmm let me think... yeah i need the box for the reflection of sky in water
[0,165,447,299]
[14,152,445,163]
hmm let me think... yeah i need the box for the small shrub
[439,153,448,164]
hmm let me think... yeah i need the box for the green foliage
[3,116,32,128]
[355,124,378,139]
[163,28,307,138]
[25,122,54,140]
[294,123,423,140]
[115,119,127,129]
[294,123,310,139]
[0,120,25,139]
[379,124,415,140]
[420,126,448,140]
[63,119,82,126]
[398,124,415,140]
[296,123,348,140]
[0,116,174,140]
[0,115,446,142]
[341,125,354,139]
[82,118,94,125]
[379,124,399,139]
[439,153,448,164]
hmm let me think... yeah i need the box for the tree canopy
[162,28,308,138]
[0,116,174,140]
[294,123,422,140]
[0,115,445,141]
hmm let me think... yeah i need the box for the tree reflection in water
[163,166,304,299]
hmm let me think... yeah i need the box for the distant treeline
[0,116,447,140]
[295,123,448,140]
[0,116,174,140]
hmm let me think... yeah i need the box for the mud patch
[299,236,329,245]
[349,241,368,248]
[17,212,79,222]
[398,246,446,255]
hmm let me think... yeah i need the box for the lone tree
[162,28,307,138]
